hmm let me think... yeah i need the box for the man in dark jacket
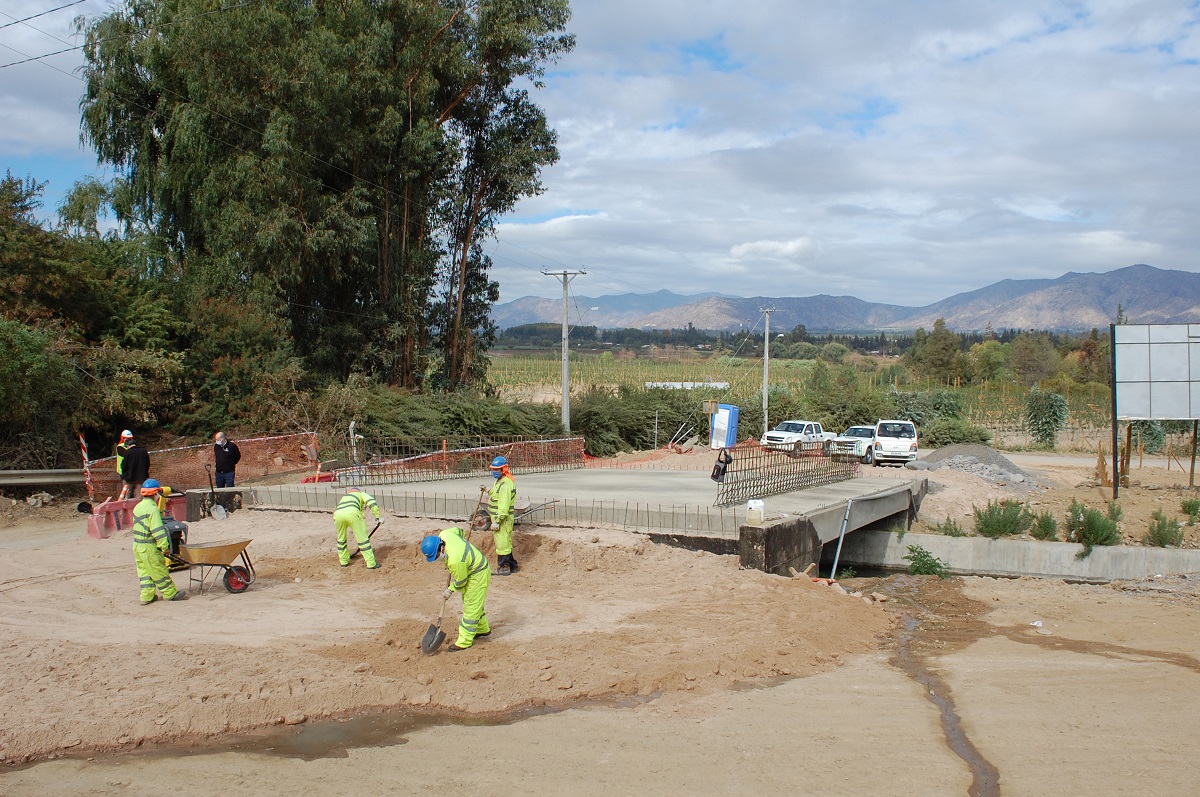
[120,436,151,498]
[213,431,242,488]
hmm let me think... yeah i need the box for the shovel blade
[421,624,446,654]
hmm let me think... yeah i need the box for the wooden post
[1123,424,1132,480]
[1191,420,1198,489]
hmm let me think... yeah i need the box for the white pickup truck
[760,420,837,451]
[829,425,877,464]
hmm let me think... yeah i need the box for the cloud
[730,238,818,260]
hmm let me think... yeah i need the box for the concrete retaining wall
[830,531,1200,582]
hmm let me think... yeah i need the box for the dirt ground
[2,449,1200,795]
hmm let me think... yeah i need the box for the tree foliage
[79,0,573,393]
[1025,387,1068,447]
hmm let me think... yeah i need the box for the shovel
[421,593,449,654]
[205,464,227,520]
[350,521,381,560]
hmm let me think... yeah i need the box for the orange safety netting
[85,432,319,500]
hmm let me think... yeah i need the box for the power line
[0,0,87,32]
[0,0,263,69]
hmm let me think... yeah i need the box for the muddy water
[882,576,1000,797]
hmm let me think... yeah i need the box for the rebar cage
[332,436,585,486]
[712,441,860,506]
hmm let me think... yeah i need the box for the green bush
[1145,510,1184,548]
[932,516,967,537]
[1025,387,1068,447]
[1030,511,1058,541]
[837,567,857,580]
[1107,501,1123,523]
[1180,498,1200,526]
[921,417,993,448]
[1129,420,1165,454]
[1065,498,1120,558]
[973,500,1033,538]
[889,388,964,426]
[903,544,949,578]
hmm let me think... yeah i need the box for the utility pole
[544,269,586,434]
[761,308,776,438]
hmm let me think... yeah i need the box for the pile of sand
[0,508,891,763]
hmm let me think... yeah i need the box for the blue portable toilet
[709,404,740,449]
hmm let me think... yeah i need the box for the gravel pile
[908,443,1041,490]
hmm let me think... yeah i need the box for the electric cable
[0,0,87,32]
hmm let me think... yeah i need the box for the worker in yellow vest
[487,456,518,575]
[334,487,382,569]
[115,430,133,499]
[132,479,187,605]
[421,527,491,650]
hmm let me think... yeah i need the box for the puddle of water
[38,693,662,769]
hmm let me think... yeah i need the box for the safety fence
[711,441,860,507]
[332,436,585,487]
[85,432,319,500]
[248,484,746,536]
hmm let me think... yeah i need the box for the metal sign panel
[1113,324,1200,420]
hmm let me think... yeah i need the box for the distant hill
[491,264,1200,332]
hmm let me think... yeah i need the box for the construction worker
[212,431,241,487]
[488,455,519,575]
[421,527,491,651]
[115,430,133,499]
[132,479,187,605]
[334,486,382,569]
[120,434,150,500]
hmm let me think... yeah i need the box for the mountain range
[490,264,1200,332]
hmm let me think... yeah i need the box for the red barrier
[86,493,186,540]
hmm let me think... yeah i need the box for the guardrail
[0,469,86,487]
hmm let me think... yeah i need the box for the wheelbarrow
[514,499,558,525]
[178,538,257,595]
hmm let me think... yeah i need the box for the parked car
[760,420,836,451]
[873,419,919,466]
[830,425,876,464]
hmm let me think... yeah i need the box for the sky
[3,0,1199,308]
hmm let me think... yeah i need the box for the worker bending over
[421,527,491,651]
[334,486,382,569]
[132,479,187,605]
[488,456,518,575]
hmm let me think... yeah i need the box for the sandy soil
[3,449,1200,795]
[0,508,890,765]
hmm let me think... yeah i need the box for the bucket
[746,499,764,525]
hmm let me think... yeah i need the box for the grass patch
[1065,498,1120,559]
[931,516,968,537]
[1030,511,1058,541]
[972,500,1033,539]
[1145,510,1184,548]
[1181,497,1200,526]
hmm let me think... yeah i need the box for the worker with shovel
[334,487,382,569]
[488,456,519,575]
[420,528,491,651]
[132,479,187,605]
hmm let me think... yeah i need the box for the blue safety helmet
[420,535,443,562]
[490,456,507,478]
[142,478,160,490]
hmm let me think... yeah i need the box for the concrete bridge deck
[243,469,927,575]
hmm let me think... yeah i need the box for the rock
[532,697,546,707]
[539,672,554,682]
[850,591,863,598]
[469,670,488,680]
[410,694,431,705]
[830,583,848,595]
[905,461,932,471]
[284,713,307,725]
[871,592,889,603]
[354,662,370,673]
[538,660,552,670]
[556,679,574,690]
[862,597,873,606]
[591,536,600,543]
[294,578,302,583]
[62,739,81,748]
[273,456,285,466]
[416,673,433,686]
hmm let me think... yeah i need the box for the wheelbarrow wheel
[224,566,251,594]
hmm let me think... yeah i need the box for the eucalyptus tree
[79,0,572,391]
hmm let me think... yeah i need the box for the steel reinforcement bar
[332,437,585,487]
[248,485,744,536]
[713,441,860,506]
